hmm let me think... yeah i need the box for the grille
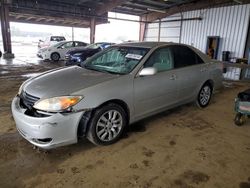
[20,91,40,109]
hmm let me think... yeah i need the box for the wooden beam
[0,1,13,54]
[142,0,250,22]
[25,16,35,21]
[95,0,127,15]
[9,13,91,28]
[139,16,147,42]
[90,18,96,44]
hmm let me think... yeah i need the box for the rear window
[50,36,66,42]
[171,45,202,68]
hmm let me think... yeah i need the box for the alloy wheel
[96,110,123,142]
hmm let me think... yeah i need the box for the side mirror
[139,67,157,76]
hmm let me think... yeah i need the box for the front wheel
[87,103,127,145]
[234,113,244,126]
[197,83,212,108]
[50,52,60,61]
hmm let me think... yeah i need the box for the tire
[50,52,60,61]
[0,51,2,58]
[197,83,212,108]
[87,103,127,146]
[234,113,244,126]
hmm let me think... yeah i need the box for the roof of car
[116,41,173,48]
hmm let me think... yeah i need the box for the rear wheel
[50,52,60,61]
[0,51,2,58]
[87,103,127,145]
[197,83,212,108]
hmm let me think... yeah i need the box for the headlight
[34,96,83,112]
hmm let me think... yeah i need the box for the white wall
[144,4,250,60]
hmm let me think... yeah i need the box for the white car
[38,36,66,49]
[37,41,88,61]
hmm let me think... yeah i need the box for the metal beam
[142,0,250,22]
[95,0,127,15]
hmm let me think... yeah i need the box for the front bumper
[11,96,84,149]
[37,51,49,60]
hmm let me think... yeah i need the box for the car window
[144,47,174,72]
[75,42,87,47]
[61,42,74,49]
[171,45,200,68]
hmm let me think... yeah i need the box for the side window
[171,46,197,68]
[61,42,74,49]
[75,42,86,47]
[144,47,173,72]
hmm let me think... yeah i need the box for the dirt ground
[0,59,250,188]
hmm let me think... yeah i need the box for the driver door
[134,47,179,119]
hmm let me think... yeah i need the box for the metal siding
[144,21,159,41]
[181,4,250,60]
[160,13,182,42]
[144,4,250,59]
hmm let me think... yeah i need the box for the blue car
[65,42,114,66]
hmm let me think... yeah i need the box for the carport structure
[1,0,250,58]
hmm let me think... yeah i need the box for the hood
[23,66,118,99]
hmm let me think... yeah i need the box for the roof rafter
[95,0,127,15]
[142,0,250,22]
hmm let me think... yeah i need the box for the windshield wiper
[83,65,123,75]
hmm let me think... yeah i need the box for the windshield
[51,36,65,42]
[83,46,149,74]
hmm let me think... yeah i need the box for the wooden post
[0,0,14,58]
[139,16,146,42]
[158,19,161,42]
[90,18,96,44]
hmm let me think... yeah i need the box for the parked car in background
[12,42,222,149]
[38,36,66,49]
[37,41,88,61]
[65,42,114,66]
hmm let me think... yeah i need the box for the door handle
[169,74,177,80]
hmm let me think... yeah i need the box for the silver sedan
[12,42,222,149]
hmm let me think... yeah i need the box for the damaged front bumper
[11,96,84,149]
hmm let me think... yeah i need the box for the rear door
[58,42,74,58]
[134,47,179,118]
[171,45,209,102]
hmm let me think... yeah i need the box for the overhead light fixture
[147,8,166,13]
